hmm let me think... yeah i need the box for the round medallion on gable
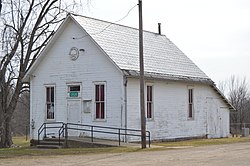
[69,47,79,61]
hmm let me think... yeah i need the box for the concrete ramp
[66,136,142,148]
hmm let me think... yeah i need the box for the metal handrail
[58,124,65,137]
[39,122,151,147]
[58,123,65,146]
[66,123,151,147]
[37,122,64,144]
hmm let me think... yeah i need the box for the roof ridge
[70,13,166,36]
[70,13,210,80]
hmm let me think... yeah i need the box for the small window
[147,85,153,119]
[95,84,105,119]
[188,88,194,118]
[68,85,80,98]
[69,85,80,92]
[46,86,55,119]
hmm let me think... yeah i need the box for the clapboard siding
[126,78,229,140]
[30,19,123,139]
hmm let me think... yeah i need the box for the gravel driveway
[1,142,250,166]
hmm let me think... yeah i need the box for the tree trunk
[0,116,13,148]
[0,114,3,147]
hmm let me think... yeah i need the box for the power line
[112,4,138,25]
[72,3,138,39]
[92,4,137,36]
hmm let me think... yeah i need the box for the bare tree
[219,76,250,133]
[11,92,29,136]
[218,80,227,95]
[0,0,87,148]
[228,76,249,125]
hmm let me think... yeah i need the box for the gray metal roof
[72,15,212,83]
[23,15,234,110]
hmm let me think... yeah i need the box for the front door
[67,100,81,136]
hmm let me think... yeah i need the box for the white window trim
[146,83,154,121]
[44,84,56,121]
[93,81,107,122]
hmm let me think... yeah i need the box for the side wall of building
[126,78,230,141]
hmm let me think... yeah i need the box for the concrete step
[36,137,65,149]
[37,144,63,149]
[38,140,64,146]
[43,137,65,142]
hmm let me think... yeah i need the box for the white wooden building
[23,15,234,141]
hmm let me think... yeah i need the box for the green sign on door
[69,91,78,97]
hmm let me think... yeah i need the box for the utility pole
[138,0,146,149]
[0,0,2,15]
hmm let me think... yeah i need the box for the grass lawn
[0,136,250,159]
[0,137,141,159]
[153,137,250,147]
[12,137,30,147]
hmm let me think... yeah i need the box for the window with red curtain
[188,88,193,118]
[46,86,54,119]
[95,84,105,119]
[147,85,153,119]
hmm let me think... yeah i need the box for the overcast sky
[82,0,250,85]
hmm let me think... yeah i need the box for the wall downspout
[29,78,34,140]
[123,76,128,142]
[205,97,209,138]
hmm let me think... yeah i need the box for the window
[147,85,153,119]
[69,85,80,92]
[68,85,80,98]
[46,86,55,119]
[188,88,194,118]
[95,84,105,119]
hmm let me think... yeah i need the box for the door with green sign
[67,99,81,136]
[67,84,81,136]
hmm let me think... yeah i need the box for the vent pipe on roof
[158,23,161,35]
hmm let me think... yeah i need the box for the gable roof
[24,14,211,83]
[71,15,212,83]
